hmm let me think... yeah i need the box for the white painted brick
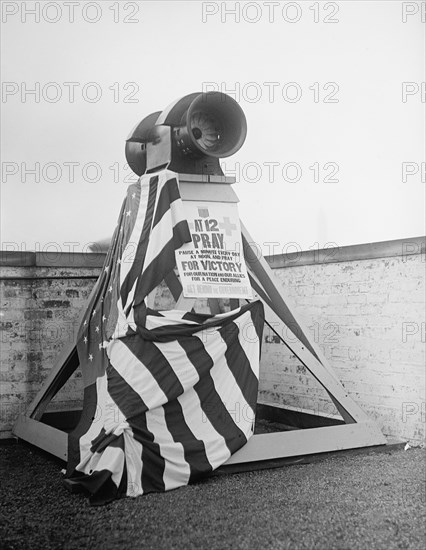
[261,252,425,444]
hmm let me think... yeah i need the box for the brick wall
[0,238,424,444]
[260,237,425,445]
[0,253,103,438]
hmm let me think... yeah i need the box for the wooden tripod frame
[13,174,387,464]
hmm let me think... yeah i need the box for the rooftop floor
[1,442,425,550]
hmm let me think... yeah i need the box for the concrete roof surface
[1,443,425,550]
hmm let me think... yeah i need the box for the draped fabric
[64,170,264,505]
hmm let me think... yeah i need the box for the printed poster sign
[176,201,253,299]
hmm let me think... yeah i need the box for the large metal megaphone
[125,92,247,177]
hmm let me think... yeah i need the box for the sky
[1,0,425,255]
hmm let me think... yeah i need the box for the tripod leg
[241,222,369,424]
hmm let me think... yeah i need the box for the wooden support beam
[13,416,68,461]
[12,415,386,466]
[244,250,369,423]
[242,222,323,362]
[22,283,100,420]
[248,268,342,385]
[263,300,369,423]
[243,223,347,385]
[224,421,386,465]
[26,345,79,421]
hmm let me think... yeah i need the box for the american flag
[65,170,264,505]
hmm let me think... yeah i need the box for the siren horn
[125,92,247,177]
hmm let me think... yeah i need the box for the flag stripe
[218,321,259,410]
[163,399,212,481]
[122,336,185,401]
[178,336,247,454]
[133,221,191,310]
[120,175,159,309]
[105,367,166,493]
[118,181,149,300]
[107,340,167,411]
[136,303,254,342]
[194,329,256,432]
[177,387,231,470]
[249,303,264,357]
[124,432,144,497]
[67,382,98,474]
[149,339,200,390]
[145,406,191,491]
[137,411,167,494]
[152,177,181,228]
